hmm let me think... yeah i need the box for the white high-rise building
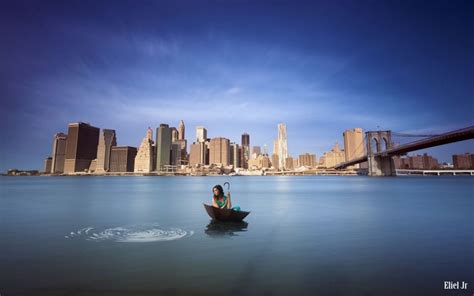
[178,120,185,140]
[277,123,288,170]
[196,126,207,143]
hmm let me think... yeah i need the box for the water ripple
[65,224,193,243]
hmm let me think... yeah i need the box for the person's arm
[227,192,232,209]
[212,197,218,208]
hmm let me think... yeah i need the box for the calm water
[0,176,473,296]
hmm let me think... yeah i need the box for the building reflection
[205,220,248,237]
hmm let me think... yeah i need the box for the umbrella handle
[223,182,230,193]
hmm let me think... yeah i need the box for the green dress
[214,195,240,211]
[215,195,228,208]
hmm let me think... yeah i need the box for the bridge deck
[336,126,474,169]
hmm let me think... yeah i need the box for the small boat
[203,203,250,222]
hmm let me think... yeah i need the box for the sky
[0,0,473,171]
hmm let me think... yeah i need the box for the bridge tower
[366,131,396,176]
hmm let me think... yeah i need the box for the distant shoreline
[3,169,474,177]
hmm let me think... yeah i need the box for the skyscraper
[171,127,179,142]
[196,126,207,142]
[209,137,230,166]
[64,122,100,173]
[156,124,172,171]
[189,141,208,166]
[189,143,201,166]
[277,123,288,170]
[134,127,154,173]
[178,120,185,140]
[170,143,180,166]
[343,128,365,168]
[173,121,187,165]
[95,129,117,173]
[173,139,187,165]
[241,133,250,169]
[110,146,137,172]
[51,132,67,173]
[230,143,241,168]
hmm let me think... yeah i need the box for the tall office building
[171,127,179,142]
[196,126,207,142]
[172,121,187,165]
[170,143,180,166]
[209,137,230,166]
[230,143,241,168]
[343,128,365,168]
[178,120,185,140]
[156,124,172,171]
[110,146,137,172]
[189,143,201,166]
[189,141,209,166]
[134,127,155,173]
[173,139,187,165]
[64,122,100,173]
[277,123,288,170]
[51,132,67,173]
[241,133,250,169]
[95,129,117,173]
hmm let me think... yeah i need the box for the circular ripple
[65,224,193,243]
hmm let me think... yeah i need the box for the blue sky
[1,0,473,171]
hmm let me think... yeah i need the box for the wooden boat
[203,203,250,222]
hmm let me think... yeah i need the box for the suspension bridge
[335,126,474,176]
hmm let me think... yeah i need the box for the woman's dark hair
[213,185,224,198]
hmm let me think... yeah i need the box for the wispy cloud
[2,1,472,171]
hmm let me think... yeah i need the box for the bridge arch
[365,130,396,176]
[382,137,389,151]
[371,137,379,153]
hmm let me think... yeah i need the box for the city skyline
[4,117,474,172]
[1,1,473,171]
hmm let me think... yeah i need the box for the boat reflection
[205,220,249,237]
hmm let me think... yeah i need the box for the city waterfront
[1,176,472,296]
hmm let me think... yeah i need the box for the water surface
[1,176,473,295]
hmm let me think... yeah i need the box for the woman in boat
[212,184,232,209]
